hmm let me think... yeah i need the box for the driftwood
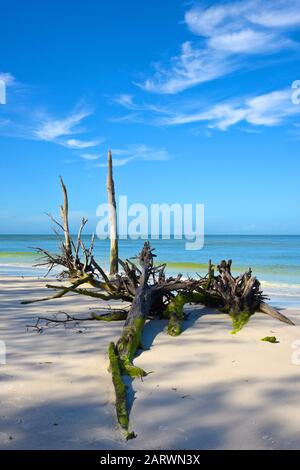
[196,260,295,329]
[27,307,129,333]
[23,164,295,439]
[35,182,96,280]
[259,301,294,326]
[107,150,118,276]
[59,176,72,259]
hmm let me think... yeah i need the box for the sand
[0,275,300,450]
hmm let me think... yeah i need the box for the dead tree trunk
[106,243,202,437]
[108,243,155,438]
[107,150,118,276]
[59,176,72,259]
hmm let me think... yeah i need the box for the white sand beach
[1,275,300,450]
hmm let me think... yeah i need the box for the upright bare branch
[59,176,72,258]
[107,150,118,276]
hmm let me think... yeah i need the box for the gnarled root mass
[193,259,295,332]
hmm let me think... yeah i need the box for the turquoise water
[0,235,299,305]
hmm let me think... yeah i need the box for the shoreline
[1,275,300,449]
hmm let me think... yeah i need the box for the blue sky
[0,0,300,234]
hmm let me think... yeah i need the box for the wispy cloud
[0,74,101,151]
[140,0,300,94]
[80,153,101,160]
[61,138,102,149]
[96,144,171,167]
[101,156,137,167]
[160,89,300,130]
[109,112,142,124]
[141,42,236,94]
[33,107,103,150]
[184,0,300,36]
[34,108,92,141]
[114,94,141,110]
[0,118,10,128]
[111,94,169,124]
[114,94,166,114]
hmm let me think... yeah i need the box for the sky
[0,0,300,234]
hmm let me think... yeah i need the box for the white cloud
[111,95,168,123]
[0,118,10,127]
[0,76,101,152]
[160,89,300,130]
[114,93,166,113]
[114,94,138,109]
[97,156,136,167]
[185,1,300,37]
[141,42,235,94]
[208,29,284,54]
[34,108,92,141]
[32,106,104,151]
[245,90,298,125]
[109,112,142,123]
[122,144,171,161]
[247,1,300,28]
[80,153,101,160]
[96,144,171,167]
[61,138,102,149]
[140,0,300,94]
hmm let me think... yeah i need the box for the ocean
[0,234,299,306]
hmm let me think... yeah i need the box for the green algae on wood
[108,342,136,439]
[230,311,253,334]
[120,356,147,378]
[91,311,127,322]
[164,293,188,336]
[117,317,146,363]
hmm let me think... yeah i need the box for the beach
[1,275,300,450]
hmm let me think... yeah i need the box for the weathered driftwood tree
[23,167,295,439]
[107,150,118,276]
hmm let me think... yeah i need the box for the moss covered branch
[108,342,135,440]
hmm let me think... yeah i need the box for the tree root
[259,301,295,326]
[120,357,147,378]
[91,311,128,322]
[46,284,125,301]
[164,294,187,336]
[21,277,89,305]
[164,291,222,337]
[108,342,136,440]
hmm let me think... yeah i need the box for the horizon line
[0,233,299,237]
